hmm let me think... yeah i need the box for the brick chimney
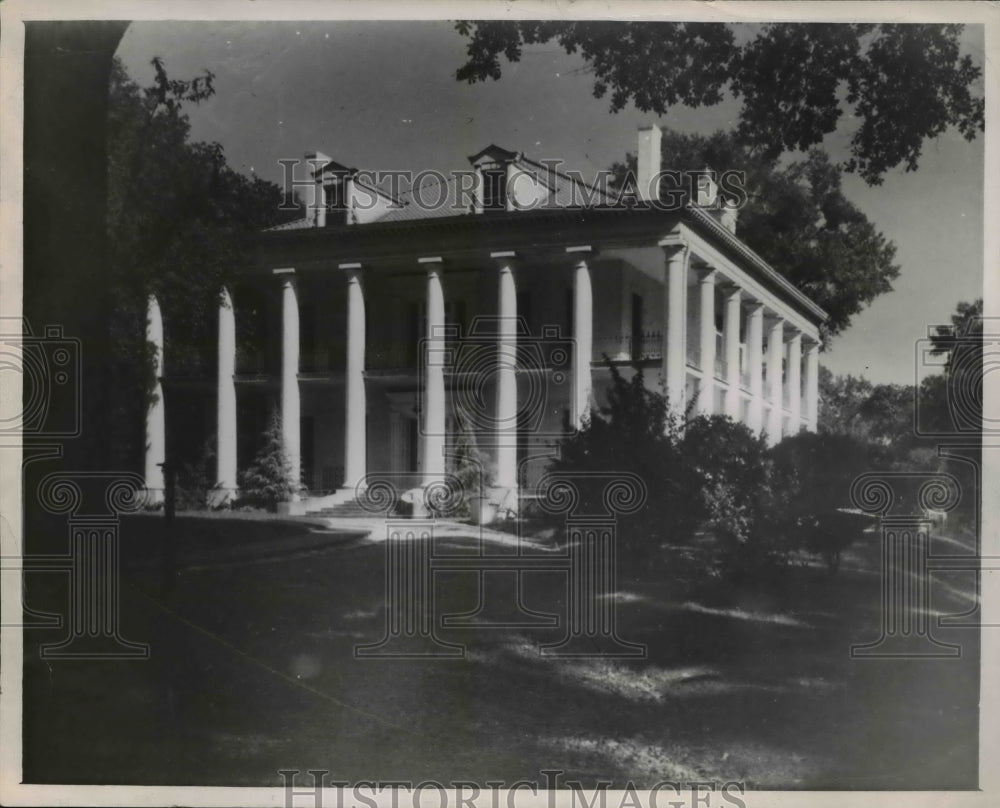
[636,125,662,201]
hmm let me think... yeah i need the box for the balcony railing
[366,341,416,371]
[594,332,663,363]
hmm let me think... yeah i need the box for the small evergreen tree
[237,410,298,511]
[446,409,495,520]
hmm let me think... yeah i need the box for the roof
[258,144,827,324]
[265,149,617,230]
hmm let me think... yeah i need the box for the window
[299,302,317,371]
[446,300,466,338]
[517,291,531,335]
[631,293,644,362]
[406,301,423,365]
[482,166,507,211]
[325,178,347,211]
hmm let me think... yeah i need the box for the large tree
[106,58,297,469]
[927,298,984,435]
[455,22,984,186]
[612,130,899,337]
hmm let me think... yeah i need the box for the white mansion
[143,126,826,513]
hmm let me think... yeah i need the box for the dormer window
[468,146,518,214]
[324,177,348,212]
[482,163,507,211]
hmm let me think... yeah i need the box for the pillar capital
[339,261,364,272]
[418,255,445,268]
[658,235,689,260]
[695,267,718,284]
[565,244,594,255]
[491,251,518,279]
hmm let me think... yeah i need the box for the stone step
[306,498,377,518]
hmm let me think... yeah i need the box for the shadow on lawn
[21,517,979,789]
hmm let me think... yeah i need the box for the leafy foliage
[176,439,222,511]
[679,415,780,574]
[548,365,689,558]
[612,130,900,337]
[105,58,300,470]
[237,410,299,511]
[769,432,881,574]
[455,21,984,185]
[445,409,495,519]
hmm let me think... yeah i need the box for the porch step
[306,498,378,518]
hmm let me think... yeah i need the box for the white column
[697,269,717,415]
[766,316,784,444]
[571,250,593,429]
[746,303,764,433]
[787,331,802,434]
[278,270,301,492]
[805,341,820,431]
[422,259,446,483]
[343,264,367,489]
[144,293,165,504]
[661,242,689,415]
[723,288,742,419]
[494,254,518,491]
[216,287,237,501]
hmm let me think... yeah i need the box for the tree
[818,366,874,435]
[930,299,984,430]
[612,130,899,337]
[548,365,690,558]
[237,410,299,511]
[455,22,983,185]
[769,431,882,574]
[105,58,299,470]
[679,414,776,574]
[446,409,495,519]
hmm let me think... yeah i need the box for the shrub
[441,409,495,520]
[548,365,688,561]
[236,410,300,511]
[768,431,882,574]
[680,415,781,576]
[175,439,222,511]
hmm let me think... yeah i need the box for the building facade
[143,126,826,513]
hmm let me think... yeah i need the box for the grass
[21,514,979,789]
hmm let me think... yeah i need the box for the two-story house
[142,125,826,514]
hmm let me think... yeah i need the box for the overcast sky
[115,20,985,386]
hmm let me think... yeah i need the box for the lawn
[21,513,979,789]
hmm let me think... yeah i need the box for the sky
[114,20,986,386]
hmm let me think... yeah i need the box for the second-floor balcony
[595,332,663,363]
